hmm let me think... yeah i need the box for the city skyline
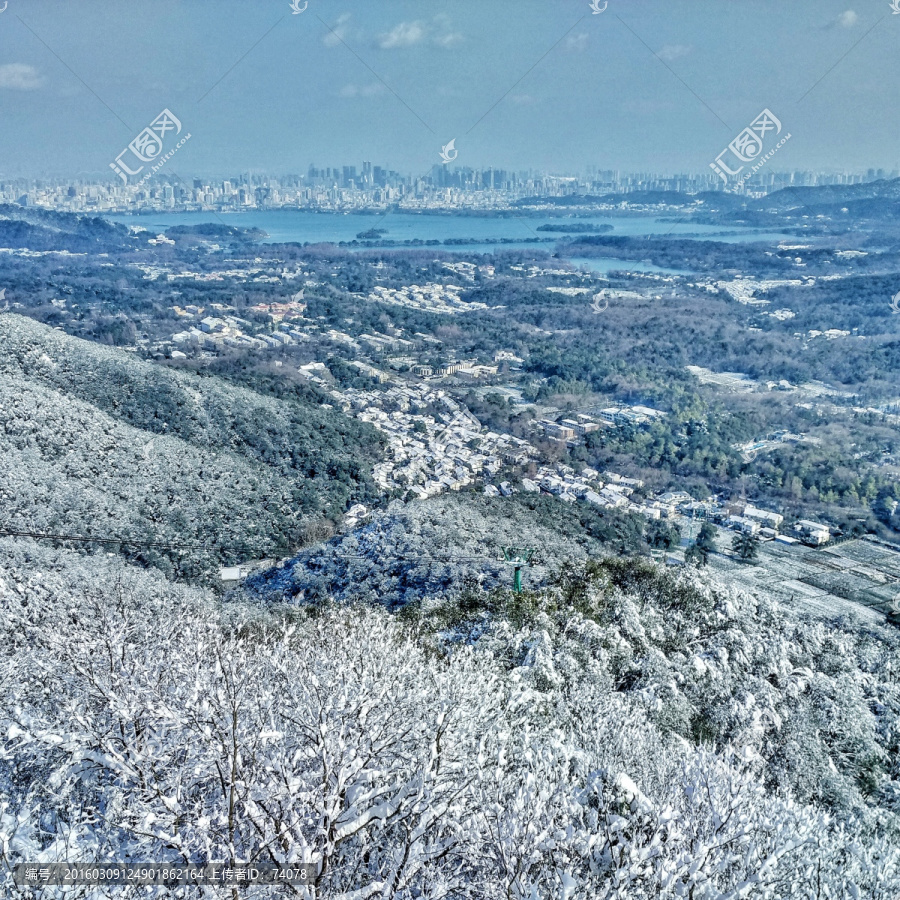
[7,162,896,216]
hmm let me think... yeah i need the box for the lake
[103,209,790,257]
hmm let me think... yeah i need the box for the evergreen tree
[732,531,759,561]
[685,541,709,567]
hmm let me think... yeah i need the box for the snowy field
[708,536,900,625]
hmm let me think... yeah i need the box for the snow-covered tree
[2,544,899,897]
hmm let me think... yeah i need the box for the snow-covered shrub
[432,557,900,834]
[2,545,899,897]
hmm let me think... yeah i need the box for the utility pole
[684,506,707,542]
[501,547,535,593]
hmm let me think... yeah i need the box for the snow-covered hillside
[0,315,382,578]
[2,541,898,897]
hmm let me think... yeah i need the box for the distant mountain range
[516,178,900,223]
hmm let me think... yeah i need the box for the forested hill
[247,492,649,608]
[0,314,384,578]
[0,203,138,253]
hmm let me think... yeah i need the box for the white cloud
[376,17,461,50]
[431,13,462,47]
[826,9,858,28]
[377,21,426,50]
[0,63,44,90]
[432,31,463,49]
[565,33,589,52]
[322,13,351,48]
[657,44,691,62]
[339,83,384,99]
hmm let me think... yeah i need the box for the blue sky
[0,0,897,178]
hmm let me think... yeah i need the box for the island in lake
[536,222,614,233]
